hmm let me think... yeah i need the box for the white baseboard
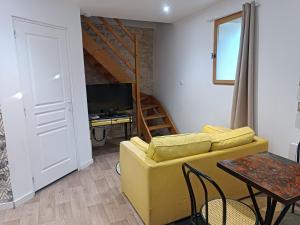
[78,158,94,170]
[0,201,14,210]
[13,191,34,207]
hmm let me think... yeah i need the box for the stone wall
[84,17,154,95]
[83,18,154,139]
[0,106,13,203]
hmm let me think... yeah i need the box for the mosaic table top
[218,152,300,205]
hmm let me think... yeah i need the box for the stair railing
[82,16,145,138]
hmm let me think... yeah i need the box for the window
[213,12,242,85]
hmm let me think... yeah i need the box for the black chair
[292,143,300,213]
[182,163,258,225]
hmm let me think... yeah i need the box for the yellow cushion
[202,125,232,133]
[130,137,149,152]
[210,127,255,151]
[147,133,211,162]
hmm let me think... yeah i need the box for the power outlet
[289,143,298,161]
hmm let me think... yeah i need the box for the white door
[14,19,77,191]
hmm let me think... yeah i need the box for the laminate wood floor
[1,138,300,225]
[0,139,144,225]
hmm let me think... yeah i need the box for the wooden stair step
[148,124,172,131]
[141,96,148,101]
[142,104,159,111]
[145,114,167,121]
[140,93,148,100]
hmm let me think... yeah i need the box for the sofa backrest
[129,126,256,163]
[147,133,211,162]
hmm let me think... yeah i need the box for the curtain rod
[206,2,260,23]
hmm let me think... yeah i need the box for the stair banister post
[134,33,142,137]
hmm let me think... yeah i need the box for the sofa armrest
[120,141,153,225]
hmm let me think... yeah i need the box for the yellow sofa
[120,135,268,225]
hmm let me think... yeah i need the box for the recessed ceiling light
[163,5,170,13]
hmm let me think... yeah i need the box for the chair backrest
[182,163,227,225]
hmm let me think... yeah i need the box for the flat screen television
[86,83,133,115]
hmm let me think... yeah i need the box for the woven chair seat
[201,199,257,225]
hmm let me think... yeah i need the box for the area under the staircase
[81,16,178,143]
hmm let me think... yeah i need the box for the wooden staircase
[84,50,118,83]
[81,16,178,142]
[82,31,133,83]
[140,93,178,142]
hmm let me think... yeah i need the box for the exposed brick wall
[84,56,111,84]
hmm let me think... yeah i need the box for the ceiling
[71,0,222,23]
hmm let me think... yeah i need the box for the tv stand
[89,113,133,140]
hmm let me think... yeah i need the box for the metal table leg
[273,204,291,225]
[124,123,128,140]
[247,185,264,225]
[129,120,132,138]
[247,185,292,225]
[264,199,277,225]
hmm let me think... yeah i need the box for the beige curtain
[231,2,256,129]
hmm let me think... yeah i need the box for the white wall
[0,0,92,203]
[154,0,300,157]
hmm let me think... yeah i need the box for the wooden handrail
[114,18,135,41]
[141,115,152,142]
[98,17,135,56]
[82,16,135,73]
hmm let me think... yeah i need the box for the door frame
[12,16,92,195]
